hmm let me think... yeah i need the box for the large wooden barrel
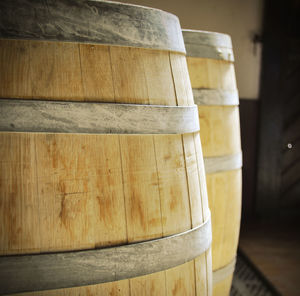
[0,1,212,295]
[182,30,242,296]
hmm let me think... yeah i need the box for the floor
[238,220,300,296]
[231,251,279,296]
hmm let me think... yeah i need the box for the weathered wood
[0,0,185,53]
[204,152,243,174]
[0,99,200,135]
[193,89,239,106]
[0,216,211,295]
[183,30,234,61]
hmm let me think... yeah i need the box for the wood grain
[0,38,211,295]
[186,57,237,91]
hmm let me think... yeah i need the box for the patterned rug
[230,250,281,296]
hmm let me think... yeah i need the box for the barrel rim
[182,29,232,49]
[182,29,234,61]
[0,0,186,53]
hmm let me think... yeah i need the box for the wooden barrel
[0,1,212,295]
[182,30,242,296]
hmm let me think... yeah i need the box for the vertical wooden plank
[166,261,196,296]
[206,248,213,296]
[87,135,128,248]
[79,44,115,102]
[186,57,210,90]
[182,133,204,228]
[193,133,210,220]
[130,272,166,296]
[219,170,242,268]
[186,57,237,90]
[142,49,176,106]
[206,172,228,269]
[152,134,191,236]
[109,46,148,104]
[0,133,40,255]
[169,53,194,106]
[119,134,162,243]
[198,106,241,157]
[212,274,233,296]
[195,253,209,296]
[29,41,84,100]
[0,40,32,99]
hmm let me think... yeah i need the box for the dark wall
[256,0,300,221]
[239,99,259,223]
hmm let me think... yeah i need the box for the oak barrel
[183,30,242,296]
[0,1,212,295]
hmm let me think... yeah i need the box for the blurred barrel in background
[0,1,212,295]
[183,29,242,296]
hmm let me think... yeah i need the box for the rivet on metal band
[182,30,234,61]
[0,215,211,295]
[213,257,237,285]
[193,88,239,106]
[204,152,243,174]
[0,99,200,135]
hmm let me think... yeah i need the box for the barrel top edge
[182,29,232,49]
[0,0,186,53]
[101,0,180,21]
[182,29,231,39]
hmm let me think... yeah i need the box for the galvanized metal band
[0,99,200,135]
[204,152,243,174]
[0,216,211,295]
[0,0,186,53]
[193,88,239,106]
[182,29,234,61]
[213,257,236,285]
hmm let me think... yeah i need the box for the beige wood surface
[186,44,241,296]
[198,106,241,157]
[212,274,233,296]
[186,57,237,91]
[0,39,211,295]
[206,169,242,269]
